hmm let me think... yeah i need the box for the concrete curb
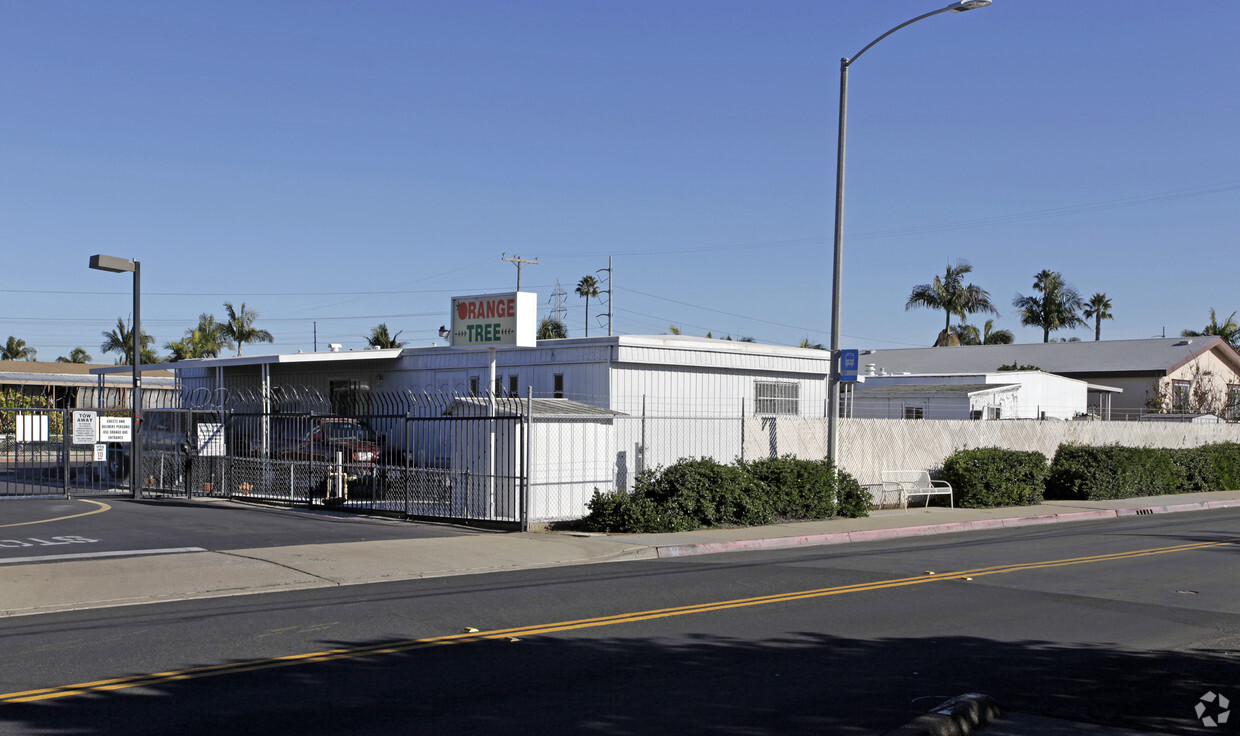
[884,693,1001,736]
[653,499,1240,559]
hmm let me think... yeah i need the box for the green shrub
[579,455,868,532]
[646,457,774,528]
[743,456,837,519]
[835,472,870,519]
[940,448,1048,508]
[1197,443,1240,491]
[1044,444,1238,500]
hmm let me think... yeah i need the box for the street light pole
[826,0,991,469]
[89,254,143,499]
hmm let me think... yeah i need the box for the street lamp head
[89,254,136,273]
[948,0,992,11]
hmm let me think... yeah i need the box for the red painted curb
[651,500,1236,559]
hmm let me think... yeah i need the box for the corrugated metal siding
[610,364,827,417]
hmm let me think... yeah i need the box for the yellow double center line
[3,535,1235,704]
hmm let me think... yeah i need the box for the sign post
[447,292,537,524]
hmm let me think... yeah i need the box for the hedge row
[580,456,868,533]
[1045,443,1240,500]
[938,443,1240,505]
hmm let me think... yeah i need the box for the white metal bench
[881,470,953,510]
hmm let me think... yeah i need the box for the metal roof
[852,383,1018,398]
[856,337,1240,377]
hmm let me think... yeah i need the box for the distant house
[850,370,1113,420]
[853,337,1240,420]
[2,360,177,410]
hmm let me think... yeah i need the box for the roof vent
[328,343,342,352]
[1174,340,1191,347]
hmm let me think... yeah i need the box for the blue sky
[3,1,1237,361]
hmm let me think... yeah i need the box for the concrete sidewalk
[3,491,1239,618]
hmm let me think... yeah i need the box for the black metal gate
[0,407,127,499]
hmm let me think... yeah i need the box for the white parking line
[0,547,207,565]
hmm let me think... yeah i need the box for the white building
[851,370,1116,421]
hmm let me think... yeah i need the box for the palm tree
[1182,308,1240,351]
[100,316,158,365]
[953,319,1015,345]
[2,336,37,361]
[166,313,234,361]
[222,302,274,357]
[1082,293,1114,341]
[905,260,999,346]
[575,275,600,337]
[366,323,404,349]
[56,347,92,364]
[538,316,568,340]
[1012,270,1087,343]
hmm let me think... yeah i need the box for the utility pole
[502,253,538,291]
[596,257,614,336]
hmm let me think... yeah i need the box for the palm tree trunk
[584,297,590,338]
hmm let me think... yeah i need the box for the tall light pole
[827,0,991,468]
[89,254,142,499]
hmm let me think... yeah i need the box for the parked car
[258,416,383,465]
[105,410,222,480]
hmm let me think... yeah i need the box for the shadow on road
[3,630,1233,735]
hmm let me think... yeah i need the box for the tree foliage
[166,313,233,361]
[538,316,568,339]
[950,319,1014,346]
[222,302,274,357]
[575,275,601,337]
[1012,270,1086,342]
[1082,293,1114,341]
[1182,308,1240,352]
[100,317,158,365]
[2,336,37,361]
[905,260,999,342]
[366,323,404,349]
[56,347,92,363]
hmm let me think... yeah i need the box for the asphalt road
[1,509,1238,735]
[0,497,479,564]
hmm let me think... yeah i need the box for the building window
[469,376,480,397]
[903,405,925,420]
[1228,384,1240,420]
[970,409,983,421]
[988,406,1002,420]
[553,374,564,399]
[509,375,520,397]
[1171,379,1191,413]
[754,381,798,416]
